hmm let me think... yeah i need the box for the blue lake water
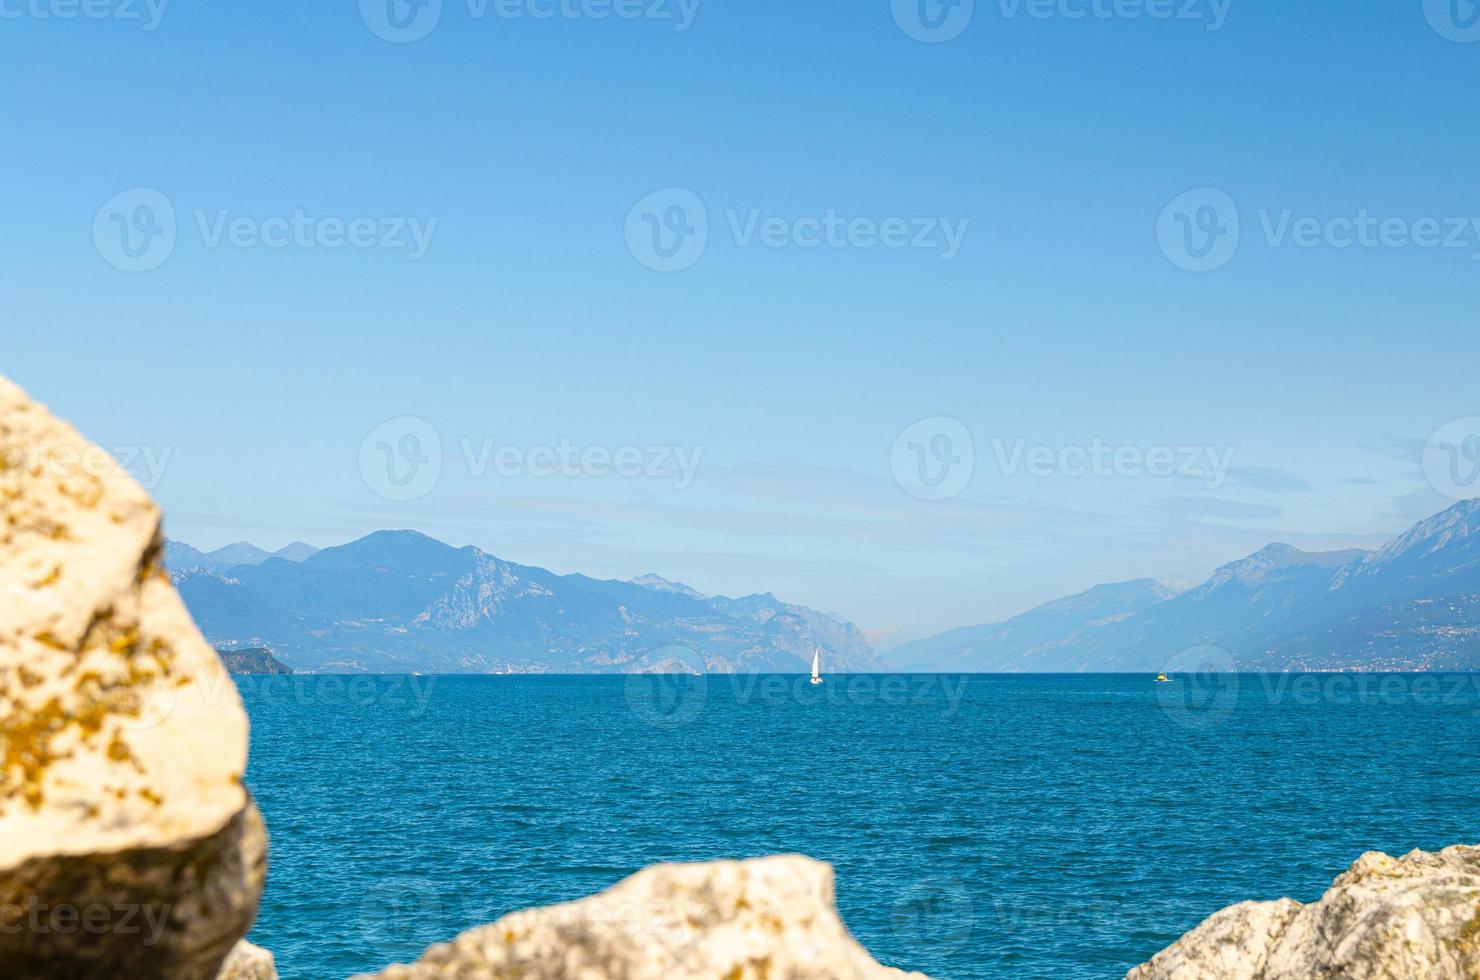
[239,672,1480,979]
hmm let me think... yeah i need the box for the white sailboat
[810,646,823,685]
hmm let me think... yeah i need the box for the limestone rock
[358,854,934,980]
[216,940,278,979]
[1127,844,1480,979]
[0,376,266,979]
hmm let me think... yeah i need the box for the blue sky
[3,0,1477,647]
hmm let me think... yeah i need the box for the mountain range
[168,531,877,673]
[170,499,1480,674]
[889,498,1480,672]
[166,539,320,575]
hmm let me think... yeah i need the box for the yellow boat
[1155,673,1171,682]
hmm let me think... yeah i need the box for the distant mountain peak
[1202,542,1367,591]
[1083,578,1177,600]
[629,574,706,599]
[274,542,320,562]
[308,530,468,575]
[360,528,443,545]
[209,541,273,565]
[1350,497,1480,574]
[167,539,270,575]
[1385,500,1480,544]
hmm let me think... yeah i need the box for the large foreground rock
[0,377,266,979]
[358,855,933,979]
[1127,844,1480,979]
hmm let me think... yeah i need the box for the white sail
[810,647,821,682]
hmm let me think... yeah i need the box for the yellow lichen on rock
[0,375,266,979]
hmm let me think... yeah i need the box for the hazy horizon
[164,494,1471,652]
